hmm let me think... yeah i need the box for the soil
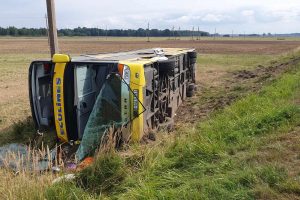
[175,56,300,125]
[1,38,300,55]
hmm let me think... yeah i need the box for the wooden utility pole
[46,0,59,57]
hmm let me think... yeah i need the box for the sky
[0,0,300,34]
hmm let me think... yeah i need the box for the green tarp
[75,74,132,161]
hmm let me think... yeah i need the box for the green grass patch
[0,117,56,147]
[77,154,126,194]
[44,54,300,199]
[0,118,36,146]
[45,181,96,200]
[105,61,300,199]
[199,54,281,71]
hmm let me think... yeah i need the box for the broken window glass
[75,73,144,161]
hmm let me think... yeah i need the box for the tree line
[0,26,210,37]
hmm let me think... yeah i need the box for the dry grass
[0,54,47,131]
[0,169,53,200]
[0,144,65,200]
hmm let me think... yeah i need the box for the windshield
[75,73,144,161]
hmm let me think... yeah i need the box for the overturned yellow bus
[29,48,197,160]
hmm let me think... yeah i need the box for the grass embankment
[45,55,300,199]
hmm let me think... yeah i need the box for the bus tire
[186,89,195,97]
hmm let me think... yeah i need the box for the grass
[0,45,299,199]
[199,54,277,71]
[0,54,48,131]
[0,169,54,200]
[112,62,300,200]
[45,182,96,200]
[40,53,300,199]
[0,117,35,145]
[198,51,297,72]
[77,154,126,194]
[0,54,48,80]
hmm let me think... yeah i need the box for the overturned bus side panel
[141,50,197,138]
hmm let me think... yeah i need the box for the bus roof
[71,48,195,63]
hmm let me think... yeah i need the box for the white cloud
[242,10,254,17]
[202,14,225,22]
[0,0,300,33]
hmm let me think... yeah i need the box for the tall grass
[0,169,53,200]
[0,144,60,200]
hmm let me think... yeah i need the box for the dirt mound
[233,70,257,79]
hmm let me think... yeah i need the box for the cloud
[242,10,254,17]
[0,0,300,33]
[202,14,225,22]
